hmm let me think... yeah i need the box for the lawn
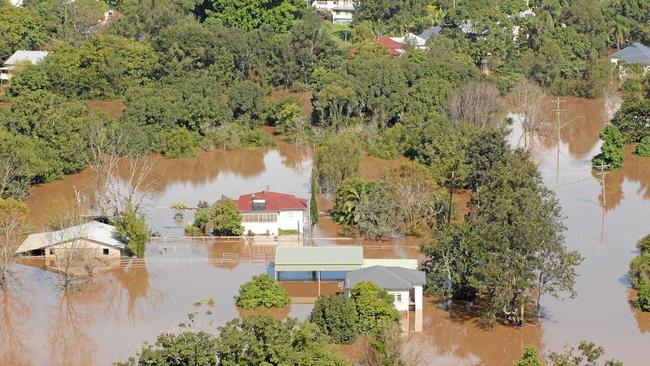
[326,23,352,48]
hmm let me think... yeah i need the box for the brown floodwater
[3,97,650,365]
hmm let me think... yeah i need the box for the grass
[326,23,352,49]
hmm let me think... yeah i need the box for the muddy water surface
[3,98,650,365]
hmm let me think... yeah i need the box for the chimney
[266,185,270,192]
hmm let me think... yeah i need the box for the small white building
[1,50,49,83]
[311,0,354,23]
[16,221,126,259]
[345,266,425,312]
[237,190,309,237]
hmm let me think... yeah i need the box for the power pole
[549,98,582,183]
[595,161,611,247]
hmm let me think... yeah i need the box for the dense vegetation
[118,315,350,366]
[235,274,291,309]
[629,234,650,311]
[515,341,622,366]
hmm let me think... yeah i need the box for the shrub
[635,280,650,312]
[349,281,400,335]
[206,197,243,236]
[635,136,650,157]
[236,274,290,309]
[156,128,199,158]
[114,205,149,258]
[592,125,624,170]
[309,295,358,344]
[630,234,650,311]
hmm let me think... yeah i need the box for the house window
[395,293,402,302]
[242,213,278,223]
[103,248,109,255]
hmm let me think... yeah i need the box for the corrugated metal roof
[345,266,426,290]
[237,191,307,212]
[362,258,418,270]
[16,221,125,254]
[611,43,650,66]
[274,246,363,272]
[4,51,49,66]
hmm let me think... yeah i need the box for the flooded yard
[2,97,650,365]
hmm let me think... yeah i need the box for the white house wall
[389,290,411,312]
[242,210,305,236]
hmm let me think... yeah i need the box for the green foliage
[235,274,290,309]
[156,128,200,158]
[364,321,405,366]
[514,347,544,366]
[216,316,350,366]
[630,234,650,312]
[635,280,650,312]
[309,170,319,227]
[314,133,361,193]
[114,205,149,258]
[635,136,650,157]
[118,331,218,366]
[611,97,650,144]
[422,148,582,325]
[332,178,373,226]
[349,281,400,335]
[206,197,243,236]
[197,0,306,33]
[309,295,358,344]
[592,125,624,171]
[0,3,49,61]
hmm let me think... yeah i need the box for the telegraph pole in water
[595,161,611,246]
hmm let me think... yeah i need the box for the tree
[349,281,400,335]
[314,133,362,193]
[630,234,650,311]
[515,342,622,366]
[360,321,405,366]
[156,128,200,158]
[196,0,305,33]
[449,81,505,128]
[0,3,49,61]
[0,199,28,288]
[510,79,547,148]
[114,204,149,258]
[117,330,219,366]
[592,125,624,171]
[236,274,290,309]
[514,347,544,366]
[635,136,650,157]
[354,180,398,239]
[206,197,243,236]
[309,294,358,344]
[309,170,319,229]
[216,316,350,366]
[610,97,650,144]
[332,178,373,226]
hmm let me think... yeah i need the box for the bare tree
[106,155,156,217]
[83,123,125,216]
[510,78,547,148]
[449,81,504,128]
[0,199,28,288]
[44,201,96,290]
[0,154,29,200]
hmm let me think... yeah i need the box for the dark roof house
[345,265,426,291]
[611,43,650,66]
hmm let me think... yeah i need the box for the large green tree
[206,197,244,236]
[349,281,400,334]
[235,274,290,309]
[314,133,362,193]
[309,294,358,344]
[196,0,305,33]
[0,3,49,61]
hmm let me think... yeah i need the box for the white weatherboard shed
[345,266,426,312]
[1,50,49,82]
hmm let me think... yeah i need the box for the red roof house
[372,37,406,56]
[237,190,308,212]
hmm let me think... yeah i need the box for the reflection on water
[5,102,650,365]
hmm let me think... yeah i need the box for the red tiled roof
[372,37,405,56]
[237,191,308,212]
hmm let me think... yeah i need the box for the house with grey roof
[16,221,126,259]
[345,265,425,312]
[611,43,650,73]
[1,50,49,83]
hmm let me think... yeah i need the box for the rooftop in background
[16,221,124,254]
[4,50,49,66]
[237,190,307,212]
[611,43,650,66]
[345,266,426,291]
[419,26,442,40]
[274,246,364,272]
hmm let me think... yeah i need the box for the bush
[236,274,290,309]
[114,205,149,258]
[630,234,650,312]
[592,125,624,170]
[635,137,650,157]
[206,197,243,236]
[309,295,358,344]
[156,128,200,158]
[349,281,400,335]
[635,280,650,312]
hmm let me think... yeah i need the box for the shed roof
[237,191,307,212]
[419,26,442,40]
[16,221,125,254]
[4,51,49,66]
[345,266,426,291]
[274,246,363,272]
[362,258,418,270]
[611,43,650,66]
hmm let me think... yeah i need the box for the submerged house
[16,221,125,259]
[345,266,425,312]
[237,190,309,237]
[0,50,49,83]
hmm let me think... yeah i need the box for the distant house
[311,0,354,23]
[611,43,650,74]
[345,266,425,312]
[372,33,429,56]
[237,190,308,237]
[0,50,49,83]
[16,221,125,259]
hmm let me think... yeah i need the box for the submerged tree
[0,199,28,288]
[114,204,149,258]
[592,125,624,171]
[314,133,361,193]
[206,197,244,236]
